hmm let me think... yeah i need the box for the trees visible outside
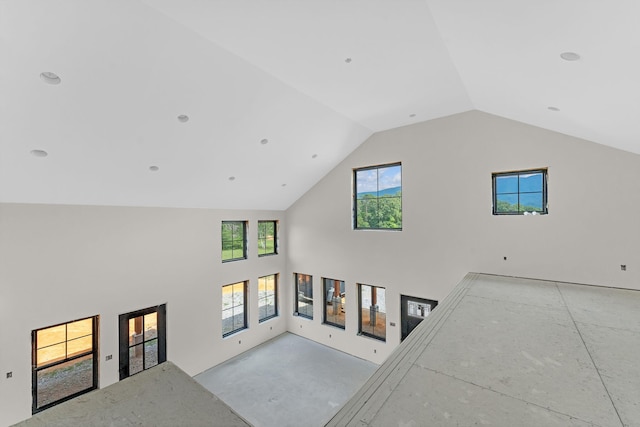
[222,221,246,261]
[355,164,402,230]
[493,170,546,214]
[258,221,277,256]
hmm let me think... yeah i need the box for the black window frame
[222,281,248,337]
[118,304,167,381]
[294,273,313,319]
[222,220,247,262]
[32,315,99,414]
[492,168,548,215]
[258,274,279,323]
[323,277,346,329]
[354,162,402,230]
[358,284,387,342]
[257,220,278,257]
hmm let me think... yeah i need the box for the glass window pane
[360,285,386,340]
[377,165,402,198]
[495,175,518,194]
[356,199,378,228]
[519,192,543,211]
[66,318,92,340]
[129,344,144,376]
[496,194,518,212]
[129,317,143,346]
[67,335,92,358]
[144,313,157,340]
[144,339,158,369]
[377,197,402,229]
[37,325,66,349]
[519,172,543,192]
[356,169,377,199]
[37,342,66,367]
[36,355,93,409]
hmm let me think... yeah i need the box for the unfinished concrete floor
[195,333,378,427]
[13,362,250,427]
[329,273,640,427]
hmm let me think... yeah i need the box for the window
[118,304,167,380]
[258,274,278,322]
[294,273,313,319]
[492,169,548,215]
[222,281,248,336]
[323,278,346,329]
[258,220,278,256]
[32,316,98,413]
[354,163,402,230]
[358,284,386,341]
[222,221,247,262]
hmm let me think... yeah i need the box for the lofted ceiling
[1,0,639,210]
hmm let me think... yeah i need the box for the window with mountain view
[492,169,548,215]
[354,163,402,230]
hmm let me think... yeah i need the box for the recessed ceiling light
[40,72,61,85]
[345,58,352,64]
[560,52,580,61]
[548,106,560,111]
[228,176,236,181]
[149,166,159,172]
[409,113,416,118]
[30,149,48,157]
[312,154,318,159]
[260,139,269,145]
[177,115,189,123]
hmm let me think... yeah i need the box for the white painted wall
[0,204,286,426]
[2,110,640,425]
[285,110,640,364]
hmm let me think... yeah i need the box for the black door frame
[118,304,166,380]
[400,295,438,341]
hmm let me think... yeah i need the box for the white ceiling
[1,0,638,210]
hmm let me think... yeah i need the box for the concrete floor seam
[555,284,626,427]
[417,365,607,427]
[573,320,640,335]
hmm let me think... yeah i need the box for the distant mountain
[357,186,401,198]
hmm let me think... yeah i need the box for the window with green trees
[258,220,278,256]
[222,221,247,262]
[354,163,402,230]
[492,169,548,215]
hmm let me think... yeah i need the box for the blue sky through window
[356,165,401,198]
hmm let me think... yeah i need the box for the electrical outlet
[621,265,627,271]
[105,354,112,361]
[6,372,12,379]
[374,349,377,354]
[390,322,396,327]
[503,256,507,261]
[238,340,241,345]
[329,334,332,338]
